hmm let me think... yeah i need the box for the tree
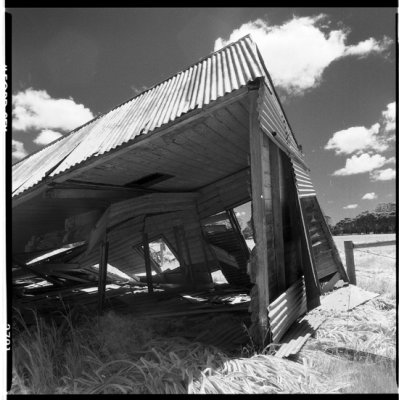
[332,208,396,235]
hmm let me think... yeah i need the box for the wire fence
[354,248,396,260]
[344,240,396,285]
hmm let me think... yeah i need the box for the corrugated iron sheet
[13,35,274,198]
[274,312,326,358]
[257,79,307,166]
[291,159,317,198]
[268,277,307,343]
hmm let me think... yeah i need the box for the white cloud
[344,36,392,57]
[33,129,63,146]
[343,204,358,209]
[382,102,395,132]
[12,139,28,160]
[13,88,94,132]
[362,192,377,200]
[333,153,388,176]
[326,102,396,181]
[214,15,392,95]
[324,123,387,155]
[370,168,396,181]
[131,85,149,96]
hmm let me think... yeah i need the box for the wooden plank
[249,88,271,344]
[47,88,249,186]
[84,207,110,257]
[173,226,189,282]
[199,231,213,278]
[317,265,338,280]
[47,272,92,283]
[43,185,150,200]
[269,142,286,293]
[142,232,154,293]
[354,240,396,249]
[97,236,109,315]
[321,272,341,293]
[12,257,63,286]
[312,197,349,282]
[210,244,239,269]
[344,241,356,285]
[180,225,195,285]
[33,263,81,272]
[182,126,245,170]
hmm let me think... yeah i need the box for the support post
[248,87,271,345]
[181,225,195,286]
[269,142,286,293]
[142,232,154,293]
[344,241,356,285]
[173,226,189,284]
[98,235,109,315]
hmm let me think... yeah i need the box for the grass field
[10,234,397,394]
[333,233,396,299]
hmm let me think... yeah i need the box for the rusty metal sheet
[268,277,307,343]
[13,35,268,198]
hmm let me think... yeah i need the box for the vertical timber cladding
[279,151,306,288]
[249,84,320,343]
[249,88,289,344]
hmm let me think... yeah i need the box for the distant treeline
[331,207,396,235]
[240,203,396,238]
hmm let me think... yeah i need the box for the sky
[8,7,396,225]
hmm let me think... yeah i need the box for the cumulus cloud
[326,102,396,180]
[362,192,377,200]
[12,139,28,160]
[370,168,396,181]
[13,88,94,132]
[33,129,63,146]
[343,204,358,209]
[333,153,388,176]
[214,15,392,95]
[382,101,395,132]
[344,36,392,57]
[325,123,387,155]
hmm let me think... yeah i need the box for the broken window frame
[134,234,181,272]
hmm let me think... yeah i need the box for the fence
[344,240,396,284]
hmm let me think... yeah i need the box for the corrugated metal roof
[12,35,304,198]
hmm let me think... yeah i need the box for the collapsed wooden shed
[12,35,348,345]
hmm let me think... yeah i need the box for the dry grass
[333,234,396,299]
[10,309,348,394]
[290,233,397,394]
[10,233,396,394]
[299,295,397,394]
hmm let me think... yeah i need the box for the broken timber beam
[12,257,64,286]
[97,235,109,315]
[142,232,154,294]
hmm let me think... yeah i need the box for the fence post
[344,241,356,285]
